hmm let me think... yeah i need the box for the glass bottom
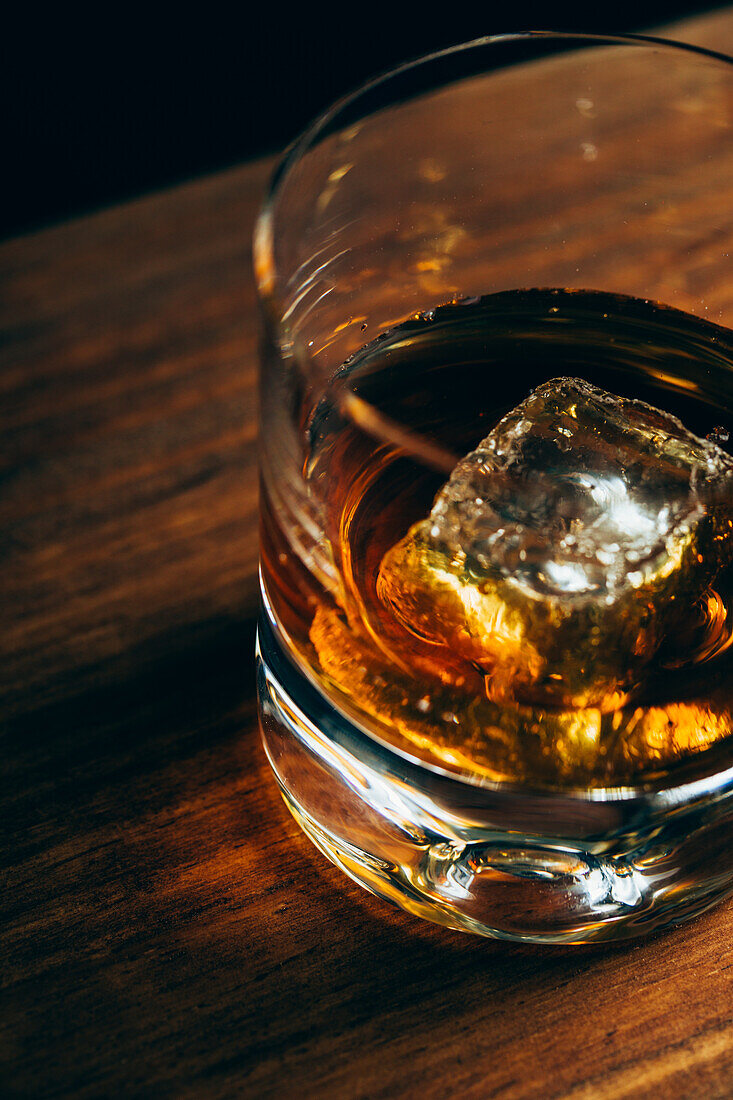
[257,608,733,944]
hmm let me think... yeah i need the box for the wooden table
[3,12,733,1098]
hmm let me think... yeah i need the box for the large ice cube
[378,377,733,709]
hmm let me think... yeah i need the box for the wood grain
[2,12,733,1099]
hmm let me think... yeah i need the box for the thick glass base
[257,611,733,944]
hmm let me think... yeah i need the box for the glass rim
[253,29,733,304]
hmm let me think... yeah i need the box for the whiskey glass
[255,32,733,943]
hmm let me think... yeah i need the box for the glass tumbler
[255,33,733,943]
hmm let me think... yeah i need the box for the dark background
[2,3,727,240]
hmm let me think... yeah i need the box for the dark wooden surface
[3,13,733,1099]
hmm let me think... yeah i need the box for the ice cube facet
[378,377,733,708]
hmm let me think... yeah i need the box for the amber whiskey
[261,289,733,788]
